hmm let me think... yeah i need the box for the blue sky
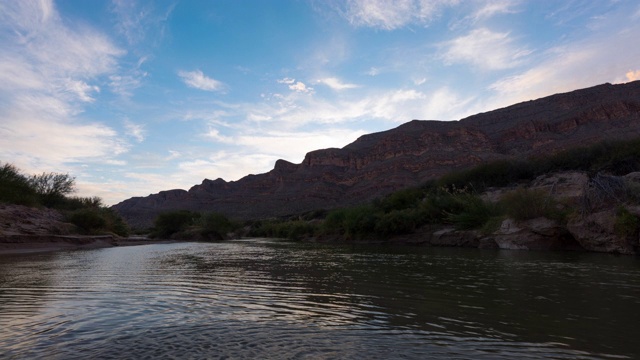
[1,0,639,205]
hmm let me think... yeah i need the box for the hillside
[112,81,640,229]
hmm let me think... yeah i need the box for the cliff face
[113,81,640,229]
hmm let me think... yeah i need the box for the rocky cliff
[113,81,640,229]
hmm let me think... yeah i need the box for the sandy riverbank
[0,234,176,255]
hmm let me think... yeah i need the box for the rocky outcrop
[406,170,640,254]
[492,218,580,251]
[113,81,640,229]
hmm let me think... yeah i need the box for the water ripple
[1,241,639,359]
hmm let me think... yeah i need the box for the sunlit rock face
[112,81,640,229]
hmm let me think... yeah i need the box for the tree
[29,172,76,196]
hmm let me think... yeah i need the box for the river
[1,239,639,359]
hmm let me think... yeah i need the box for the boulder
[493,217,582,251]
[567,210,638,255]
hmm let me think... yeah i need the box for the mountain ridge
[113,81,640,229]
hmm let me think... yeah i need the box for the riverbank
[0,234,175,255]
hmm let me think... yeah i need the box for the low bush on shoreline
[149,210,240,240]
[0,162,130,237]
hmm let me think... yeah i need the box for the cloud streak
[317,77,360,90]
[178,70,226,92]
[441,28,531,70]
[341,0,458,30]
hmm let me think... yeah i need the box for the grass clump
[445,193,499,230]
[614,206,639,237]
[499,188,563,222]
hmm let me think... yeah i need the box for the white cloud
[124,120,145,142]
[367,67,381,76]
[468,0,519,23]
[111,0,176,45]
[342,0,458,30]
[486,20,640,111]
[178,69,226,92]
[627,70,640,82]
[0,104,128,170]
[278,78,313,93]
[441,28,531,70]
[413,77,427,85]
[193,128,368,180]
[317,77,360,90]
[277,77,296,84]
[109,73,143,97]
[0,0,127,173]
[61,79,100,103]
[204,128,233,143]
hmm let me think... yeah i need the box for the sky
[1,0,640,205]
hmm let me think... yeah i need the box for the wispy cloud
[317,77,360,90]
[440,28,531,70]
[0,0,127,173]
[124,120,145,142]
[487,20,640,110]
[468,0,519,22]
[61,79,100,103]
[278,78,314,93]
[178,69,226,92]
[111,0,176,45]
[340,0,458,30]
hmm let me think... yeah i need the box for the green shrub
[445,193,498,230]
[375,188,424,212]
[199,212,235,240]
[500,188,561,221]
[284,220,317,240]
[374,209,418,236]
[66,207,129,236]
[614,206,639,237]
[438,160,533,192]
[323,209,348,234]
[152,210,201,238]
[0,163,38,205]
[68,208,107,234]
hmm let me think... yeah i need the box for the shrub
[68,209,107,234]
[152,210,201,238]
[374,209,418,236]
[343,205,379,238]
[66,207,130,236]
[614,206,639,237]
[284,221,316,240]
[500,188,563,221]
[445,193,498,230]
[0,163,38,205]
[199,212,235,240]
[375,188,424,212]
[438,160,533,192]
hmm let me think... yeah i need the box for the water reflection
[1,240,639,359]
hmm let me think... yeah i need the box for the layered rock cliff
[113,81,640,229]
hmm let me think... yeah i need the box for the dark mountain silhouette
[113,81,640,228]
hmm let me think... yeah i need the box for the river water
[1,239,639,359]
